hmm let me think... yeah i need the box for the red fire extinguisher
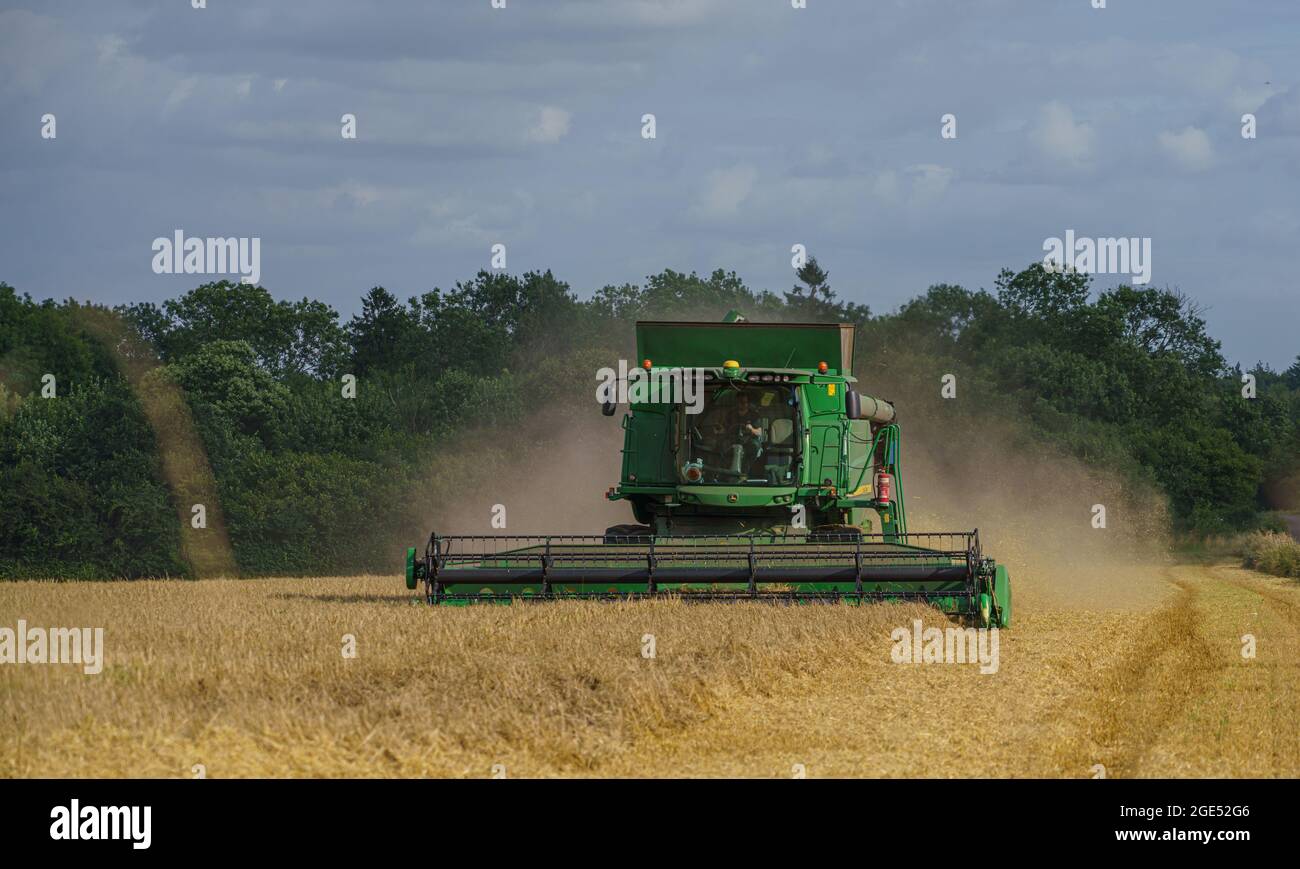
[875,470,893,504]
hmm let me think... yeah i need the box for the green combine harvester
[405,315,1011,627]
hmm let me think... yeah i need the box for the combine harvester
[405,315,1011,626]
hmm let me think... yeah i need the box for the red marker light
[817,361,828,374]
[642,359,653,370]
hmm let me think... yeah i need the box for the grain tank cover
[635,321,855,374]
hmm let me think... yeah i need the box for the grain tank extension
[405,316,1011,627]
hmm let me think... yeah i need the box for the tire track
[10,565,1288,776]
[600,561,1297,777]
[1041,569,1216,778]
[1204,562,1300,774]
[1212,562,1300,625]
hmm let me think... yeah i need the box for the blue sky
[2,0,1297,367]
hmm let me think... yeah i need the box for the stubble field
[2,558,1296,778]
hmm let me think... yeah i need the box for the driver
[708,391,764,441]
[715,391,764,475]
[729,392,764,442]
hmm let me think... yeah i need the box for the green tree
[347,286,418,376]
[120,281,346,378]
[166,340,291,445]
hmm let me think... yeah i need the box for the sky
[1,0,1297,368]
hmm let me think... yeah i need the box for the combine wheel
[992,565,1012,628]
[405,547,419,591]
[809,524,863,543]
[603,524,653,544]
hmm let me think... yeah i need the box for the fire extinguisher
[875,470,893,504]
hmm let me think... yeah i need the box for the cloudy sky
[2,0,1297,367]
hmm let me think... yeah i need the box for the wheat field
[2,558,1297,778]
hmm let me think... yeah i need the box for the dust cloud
[401,331,1176,613]
[412,403,630,538]
[895,408,1172,611]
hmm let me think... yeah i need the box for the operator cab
[681,381,800,485]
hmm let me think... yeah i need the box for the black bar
[854,540,864,595]
[437,590,971,603]
[440,549,973,563]
[436,565,972,585]
[4,779,1283,855]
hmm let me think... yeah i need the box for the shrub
[1241,531,1300,578]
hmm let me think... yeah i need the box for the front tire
[992,564,1012,628]
[603,523,652,544]
[809,523,863,543]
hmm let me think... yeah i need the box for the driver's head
[736,392,750,413]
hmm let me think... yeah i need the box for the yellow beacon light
[723,360,740,369]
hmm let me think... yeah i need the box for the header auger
[405,314,1011,627]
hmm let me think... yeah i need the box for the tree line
[1,261,1296,578]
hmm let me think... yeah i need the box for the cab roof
[635,320,855,375]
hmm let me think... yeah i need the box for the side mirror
[601,401,617,417]
[845,389,862,420]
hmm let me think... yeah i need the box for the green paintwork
[616,379,904,539]
[405,315,1013,626]
[636,321,855,373]
[992,563,1012,628]
[431,535,976,609]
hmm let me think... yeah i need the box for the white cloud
[1229,84,1270,115]
[163,77,196,113]
[695,164,757,218]
[527,105,571,144]
[906,164,955,200]
[625,0,726,25]
[872,171,901,203]
[409,191,535,248]
[96,34,126,66]
[1032,101,1095,167]
[1248,208,1300,244]
[0,11,80,95]
[1157,126,1213,171]
[330,181,385,208]
[1261,86,1300,134]
[555,0,729,29]
[1153,43,1243,95]
[803,143,833,168]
